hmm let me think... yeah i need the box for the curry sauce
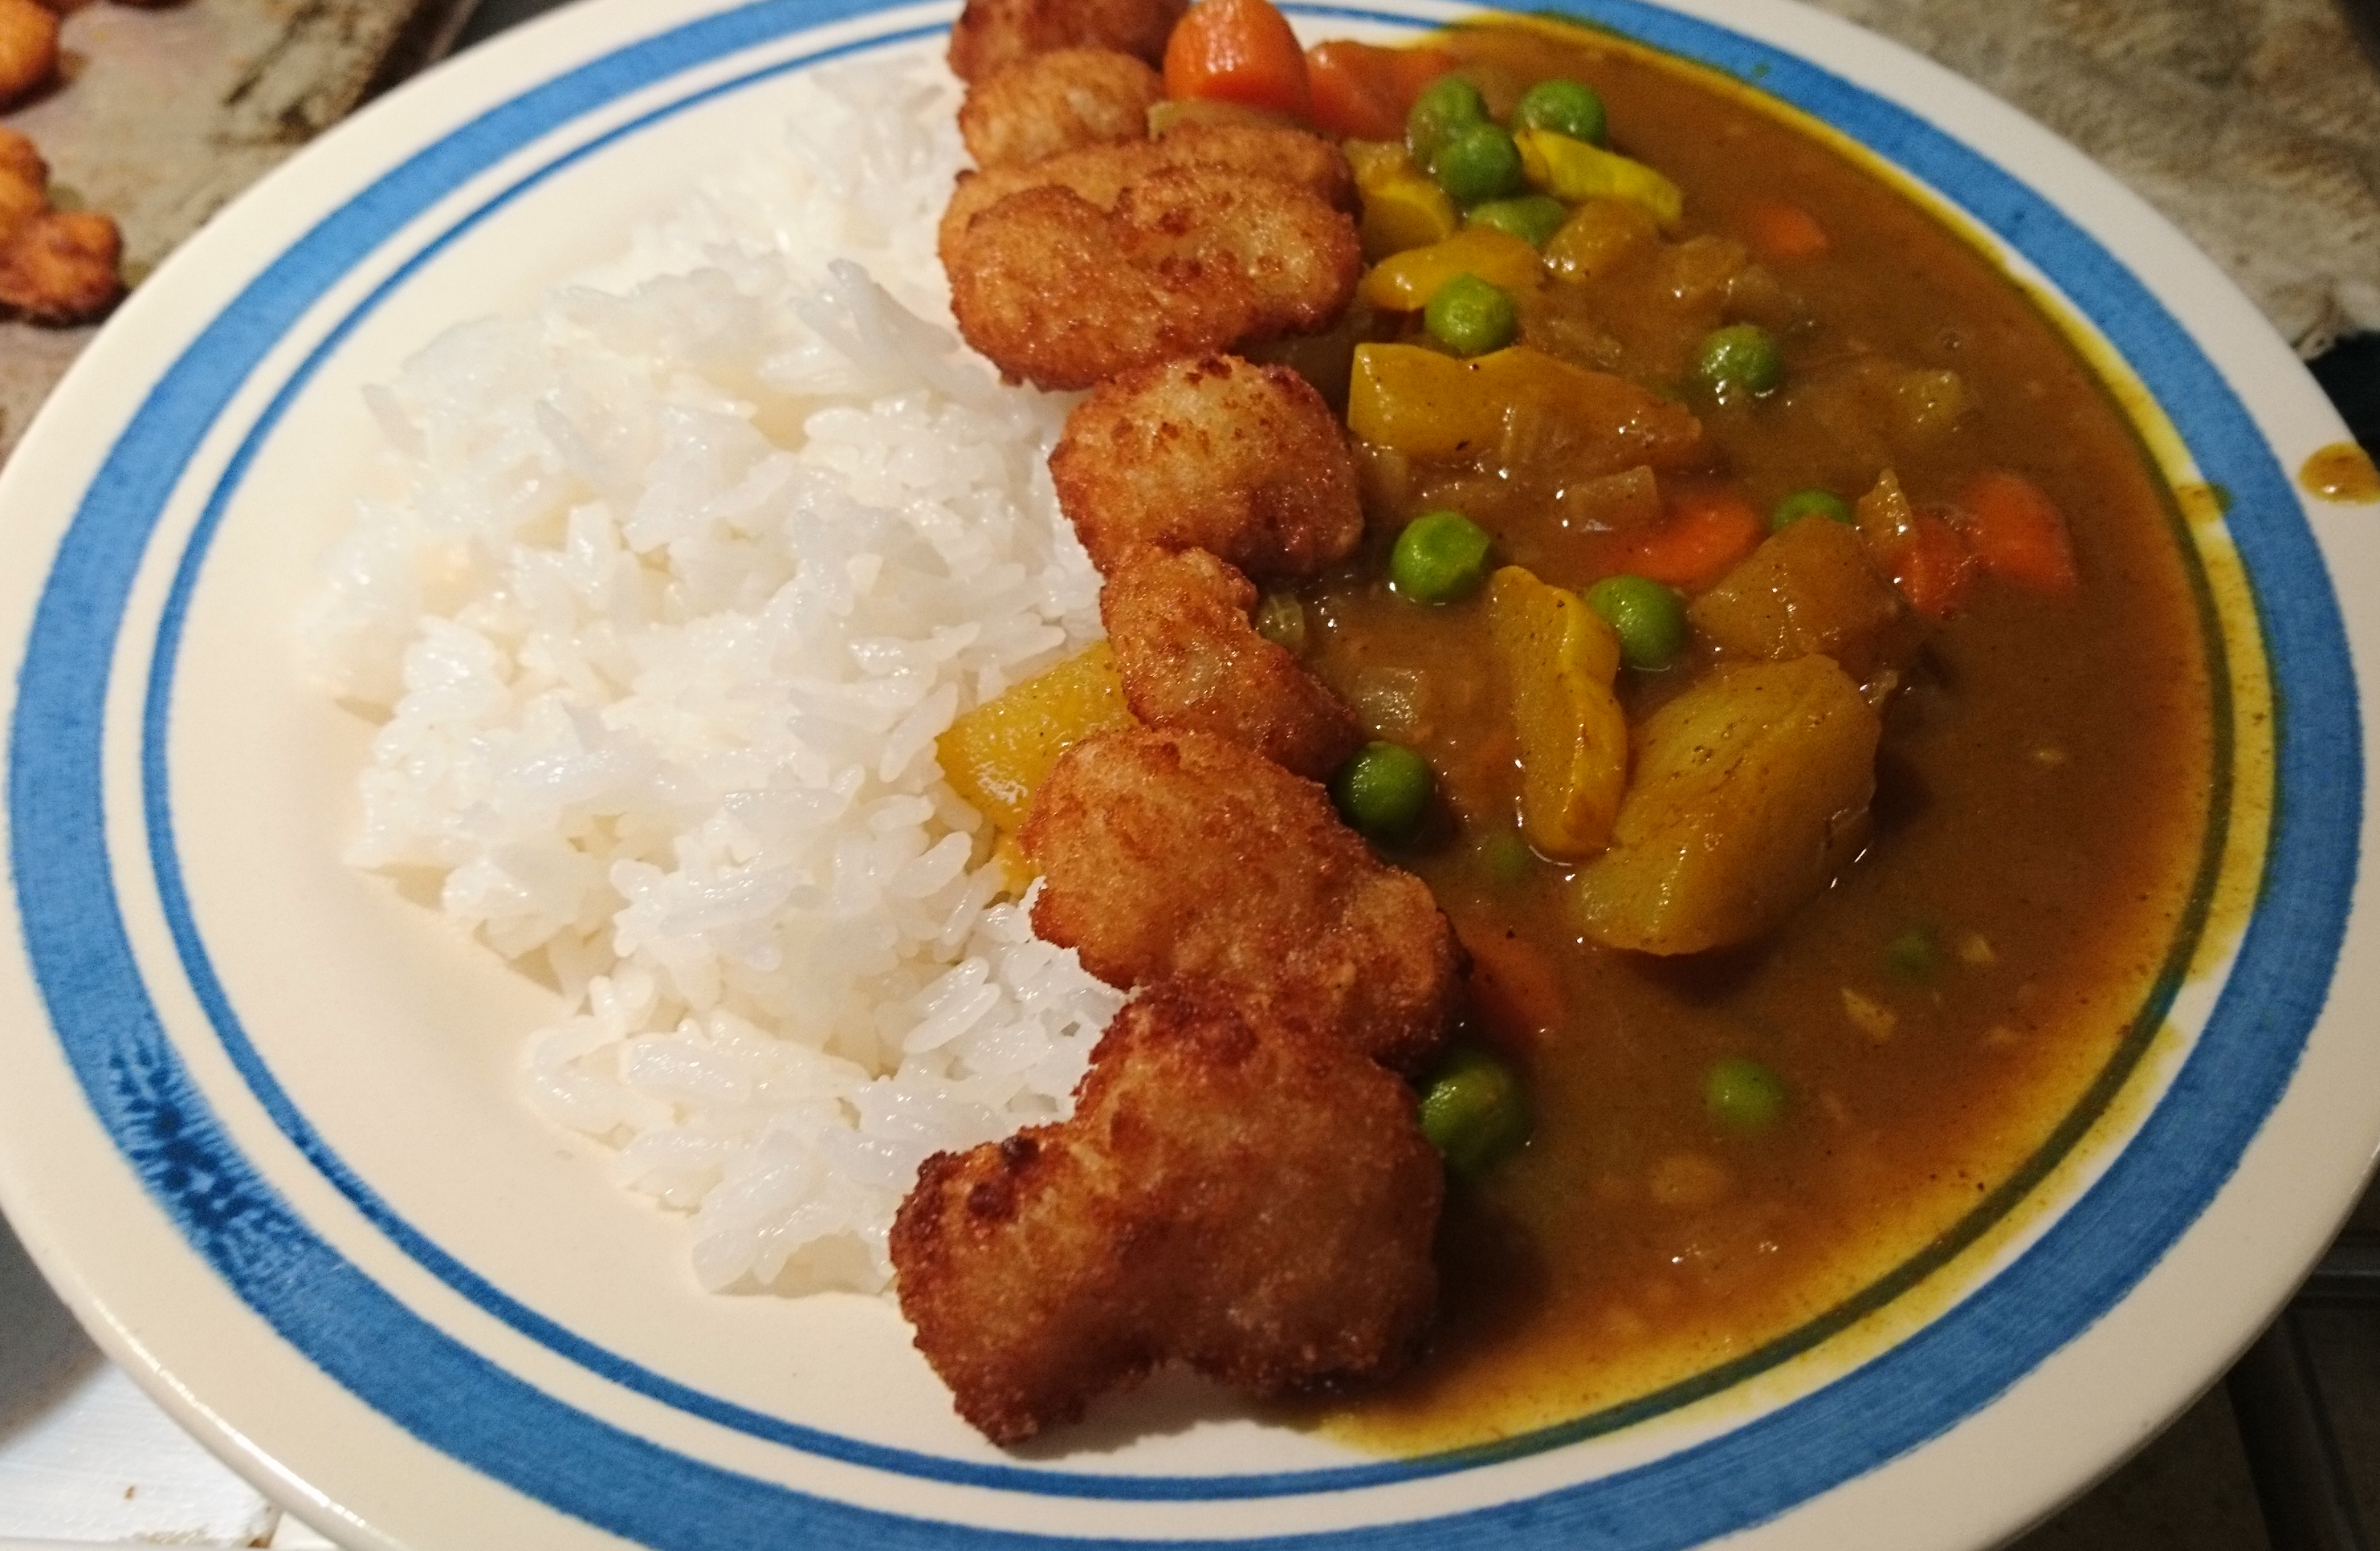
[1294,21,2217,1447]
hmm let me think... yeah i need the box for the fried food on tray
[1050,353,1363,581]
[947,165,1360,391]
[959,47,1163,170]
[890,978,1442,1443]
[0,128,124,325]
[1101,545,1361,780]
[1022,727,1460,1074]
[940,122,1355,259]
[0,0,57,107]
[947,0,1186,83]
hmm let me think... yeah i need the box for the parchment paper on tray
[0,0,470,462]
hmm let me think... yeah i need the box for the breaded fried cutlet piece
[1023,728,1461,1074]
[0,210,122,324]
[0,0,58,107]
[939,123,1355,263]
[1101,546,1361,780]
[959,48,1162,170]
[1050,354,1363,581]
[948,0,1184,82]
[890,979,1443,1444]
[0,129,123,325]
[948,165,1360,392]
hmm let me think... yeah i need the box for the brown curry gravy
[1294,21,2219,1447]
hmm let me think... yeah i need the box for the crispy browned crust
[1050,353,1363,581]
[890,979,1443,1443]
[0,128,45,230]
[0,0,57,107]
[0,211,120,325]
[1100,546,1362,780]
[940,124,1355,265]
[958,47,1163,170]
[1021,727,1461,1074]
[947,0,1185,83]
[947,167,1359,391]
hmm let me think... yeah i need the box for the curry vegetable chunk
[1575,655,1881,955]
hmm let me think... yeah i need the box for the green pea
[1423,272,1518,357]
[1693,323,1784,400]
[1465,193,1570,247]
[1771,487,1852,531]
[1407,74,1489,167]
[1885,923,1942,983]
[1706,1056,1787,1133]
[1431,123,1525,207]
[1254,591,1308,653]
[1332,740,1435,840]
[1585,573,1688,670]
[1420,1047,1530,1178]
[1391,509,1494,603]
[1478,828,1534,885]
[1512,78,1607,146]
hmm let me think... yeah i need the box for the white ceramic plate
[0,0,2374,1545]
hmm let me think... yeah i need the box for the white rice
[302,51,1126,1297]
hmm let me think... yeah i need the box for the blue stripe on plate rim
[4,0,2358,1538]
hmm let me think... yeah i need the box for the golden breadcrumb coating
[0,0,56,107]
[1050,353,1363,581]
[0,130,123,325]
[1022,727,1461,1074]
[947,166,1359,391]
[890,978,1443,1443]
[958,47,1162,170]
[939,122,1355,263]
[947,0,1184,83]
[1100,546,1361,780]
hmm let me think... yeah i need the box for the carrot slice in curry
[1164,0,1311,117]
[1958,469,2080,595]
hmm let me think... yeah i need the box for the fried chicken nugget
[939,122,1354,263]
[1102,546,1361,780]
[948,0,1184,82]
[890,978,1443,1443]
[1050,353,1363,580]
[0,128,44,230]
[0,209,121,324]
[948,165,1359,391]
[0,0,57,107]
[959,47,1162,170]
[1023,728,1460,1073]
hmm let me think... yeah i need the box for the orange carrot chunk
[1164,0,1312,117]
[1746,199,1828,261]
[1889,511,1977,621]
[1958,470,2080,595]
[1306,39,1455,140]
[1612,488,1764,590]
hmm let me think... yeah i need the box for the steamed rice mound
[304,54,1125,1297]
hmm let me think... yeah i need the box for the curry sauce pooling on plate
[1281,20,2217,1446]
[923,4,2221,1450]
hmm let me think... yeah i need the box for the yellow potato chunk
[1485,566,1628,861]
[1575,655,1880,955]
[1688,513,1922,683]
[1347,342,1703,466]
[938,643,1135,832]
[1357,226,1543,311]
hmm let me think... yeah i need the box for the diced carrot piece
[1456,917,1567,1051]
[1958,469,2079,594]
[1746,199,1828,261]
[1164,0,1310,117]
[1889,511,1977,621]
[1304,40,1453,140]
[1608,488,1763,590]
